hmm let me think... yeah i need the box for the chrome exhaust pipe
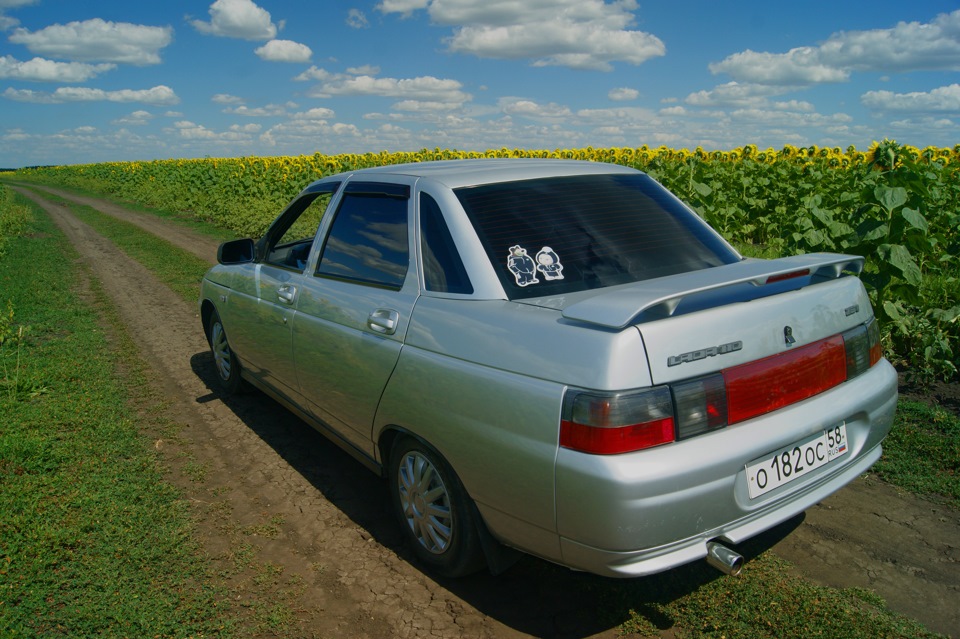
[706,541,744,576]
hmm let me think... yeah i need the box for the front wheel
[388,437,485,577]
[207,309,245,395]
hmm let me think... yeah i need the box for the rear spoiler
[561,253,865,329]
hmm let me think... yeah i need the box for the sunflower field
[12,140,960,381]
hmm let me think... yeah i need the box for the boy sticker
[535,246,564,280]
[507,245,539,287]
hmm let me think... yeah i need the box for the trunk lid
[518,253,871,385]
[636,274,871,384]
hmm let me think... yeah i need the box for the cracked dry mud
[14,185,959,638]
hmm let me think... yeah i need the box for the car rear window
[454,173,740,299]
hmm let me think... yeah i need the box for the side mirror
[217,238,256,265]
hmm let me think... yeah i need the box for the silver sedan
[200,159,897,578]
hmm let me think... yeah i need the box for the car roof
[315,158,640,190]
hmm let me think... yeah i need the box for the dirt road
[13,185,959,638]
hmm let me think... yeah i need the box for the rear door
[292,179,419,454]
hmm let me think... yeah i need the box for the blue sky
[1,0,958,167]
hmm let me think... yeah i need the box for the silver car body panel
[200,159,898,577]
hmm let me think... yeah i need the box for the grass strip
[0,193,234,637]
[616,551,941,638]
[875,400,960,507]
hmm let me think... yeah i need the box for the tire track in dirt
[14,186,960,638]
[12,183,219,262]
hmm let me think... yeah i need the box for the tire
[207,309,245,395]
[388,437,485,577]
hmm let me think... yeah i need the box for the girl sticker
[535,246,564,280]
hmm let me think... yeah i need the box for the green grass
[615,552,940,638]
[875,400,960,507]
[0,194,234,636]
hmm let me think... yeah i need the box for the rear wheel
[389,437,485,577]
[208,309,245,394]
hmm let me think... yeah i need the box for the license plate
[746,424,848,499]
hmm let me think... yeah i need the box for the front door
[292,180,418,455]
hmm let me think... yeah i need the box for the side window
[316,191,409,290]
[420,193,473,294]
[265,188,336,271]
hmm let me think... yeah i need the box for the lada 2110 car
[200,159,897,578]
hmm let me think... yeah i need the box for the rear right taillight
[561,318,882,455]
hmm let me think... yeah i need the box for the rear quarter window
[454,173,739,299]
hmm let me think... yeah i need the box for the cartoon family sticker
[507,245,564,287]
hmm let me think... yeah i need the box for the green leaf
[930,305,960,324]
[856,219,888,243]
[883,301,902,320]
[800,229,823,246]
[901,208,929,232]
[692,181,712,197]
[874,186,908,213]
[887,244,922,286]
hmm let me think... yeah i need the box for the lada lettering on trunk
[668,341,743,367]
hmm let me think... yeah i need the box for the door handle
[367,308,399,335]
[277,284,297,304]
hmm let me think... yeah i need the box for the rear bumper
[554,359,897,578]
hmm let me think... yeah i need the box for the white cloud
[346,64,381,75]
[727,108,852,126]
[255,39,312,62]
[9,19,173,65]
[312,74,471,106]
[0,55,115,82]
[888,116,957,131]
[861,83,960,112]
[170,120,256,141]
[223,102,297,117]
[3,85,180,105]
[685,82,789,107]
[771,99,815,112]
[608,87,638,101]
[709,48,849,85]
[291,107,337,120]
[659,105,686,116]
[190,0,278,40]
[500,98,572,120]
[212,93,245,104]
[294,66,333,81]
[0,0,35,29]
[392,100,461,112]
[112,110,154,125]
[376,0,428,17]
[710,9,960,86]
[347,9,369,29]
[378,0,666,71]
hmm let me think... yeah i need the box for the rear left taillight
[560,387,675,454]
[561,318,882,455]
